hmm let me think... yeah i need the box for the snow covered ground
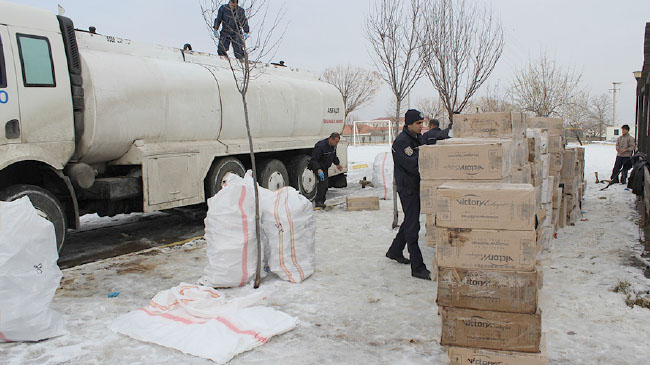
[2,144,650,364]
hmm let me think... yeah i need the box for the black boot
[412,268,432,281]
[386,252,410,265]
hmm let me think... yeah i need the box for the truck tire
[257,159,289,192]
[0,184,67,252]
[288,155,317,201]
[329,173,348,188]
[205,157,246,198]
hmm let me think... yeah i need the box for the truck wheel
[329,173,348,188]
[205,157,245,198]
[0,184,67,252]
[257,159,289,192]
[288,155,317,201]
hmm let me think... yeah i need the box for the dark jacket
[628,152,649,196]
[214,4,250,34]
[392,127,424,194]
[423,127,450,145]
[311,138,340,172]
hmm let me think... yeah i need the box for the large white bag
[372,152,393,200]
[200,173,260,288]
[261,186,315,283]
[110,283,297,364]
[0,196,65,342]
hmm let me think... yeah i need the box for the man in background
[611,124,636,184]
[423,119,451,145]
[311,133,343,209]
[213,0,250,60]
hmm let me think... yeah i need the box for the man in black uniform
[385,109,431,280]
[213,0,250,60]
[423,119,451,145]
[311,133,343,209]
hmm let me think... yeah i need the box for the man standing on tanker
[385,110,431,281]
[213,0,250,60]
[311,133,343,209]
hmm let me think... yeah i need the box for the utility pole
[610,82,622,127]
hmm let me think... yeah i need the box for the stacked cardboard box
[561,147,586,225]
[433,182,546,362]
[525,128,554,250]
[420,112,529,247]
[525,117,568,239]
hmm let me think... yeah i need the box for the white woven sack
[261,187,315,283]
[372,152,393,200]
[200,173,259,288]
[0,196,65,342]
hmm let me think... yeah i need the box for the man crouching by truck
[385,110,431,281]
[311,133,343,209]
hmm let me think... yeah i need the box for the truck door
[0,26,21,144]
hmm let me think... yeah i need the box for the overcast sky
[11,0,650,125]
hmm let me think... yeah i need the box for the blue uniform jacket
[214,4,250,34]
[392,127,424,194]
[311,138,340,172]
[423,127,450,145]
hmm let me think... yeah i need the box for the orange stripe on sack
[274,189,295,282]
[215,317,268,343]
[139,307,207,325]
[284,189,305,281]
[0,330,10,342]
[238,185,250,287]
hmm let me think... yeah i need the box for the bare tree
[201,0,286,288]
[509,53,584,118]
[419,0,505,123]
[322,65,381,121]
[366,0,425,228]
[559,92,593,145]
[475,81,518,113]
[416,96,445,124]
[589,93,613,140]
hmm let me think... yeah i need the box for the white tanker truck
[0,1,347,249]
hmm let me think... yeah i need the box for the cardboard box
[441,307,542,353]
[511,164,532,184]
[560,149,577,179]
[549,152,563,172]
[434,227,536,271]
[553,187,562,209]
[453,112,525,139]
[437,267,539,313]
[513,138,530,167]
[559,196,567,228]
[541,177,554,204]
[421,179,508,215]
[435,182,536,230]
[448,335,548,365]
[525,116,563,136]
[525,128,549,158]
[346,196,379,211]
[419,141,513,180]
[547,135,563,153]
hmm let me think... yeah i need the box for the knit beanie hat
[405,109,424,125]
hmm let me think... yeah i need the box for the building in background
[606,125,637,142]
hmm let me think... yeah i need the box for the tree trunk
[242,94,263,289]
[392,98,401,229]
[573,129,583,146]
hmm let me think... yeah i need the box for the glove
[318,172,325,182]
[213,30,218,38]
[243,33,249,40]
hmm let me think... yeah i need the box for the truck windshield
[0,35,6,88]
